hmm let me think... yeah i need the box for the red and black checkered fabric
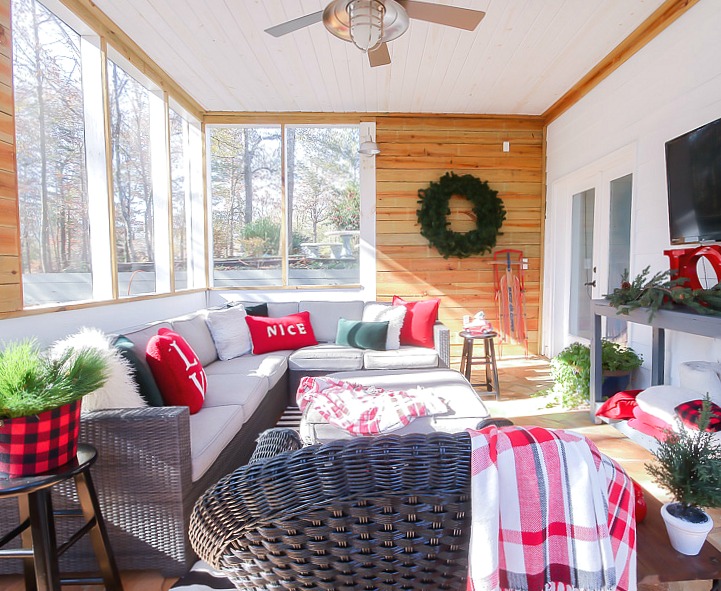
[0,399,82,477]
[675,399,721,432]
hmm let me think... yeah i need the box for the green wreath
[416,172,506,259]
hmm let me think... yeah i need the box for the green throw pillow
[111,335,165,407]
[336,318,389,351]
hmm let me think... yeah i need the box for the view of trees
[13,0,89,278]
[209,125,360,282]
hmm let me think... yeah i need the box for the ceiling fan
[265,0,485,67]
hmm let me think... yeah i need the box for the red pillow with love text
[245,311,318,354]
[392,296,440,348]
[146,328,207,414]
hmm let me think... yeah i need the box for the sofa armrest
[433,321,451,368]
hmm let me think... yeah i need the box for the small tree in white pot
[646,398,721,555]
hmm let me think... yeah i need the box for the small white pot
[660,502,714,555]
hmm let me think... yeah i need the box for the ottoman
[299,368,491,444]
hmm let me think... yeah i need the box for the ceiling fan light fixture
[348,0,385,53]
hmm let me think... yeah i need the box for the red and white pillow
[392,296,440,348]
[146,328,207,414]
[245,311,318,354]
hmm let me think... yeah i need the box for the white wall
[545,2,721,385]
[0,292,206,348]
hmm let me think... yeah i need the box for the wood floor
[1,355,718,590]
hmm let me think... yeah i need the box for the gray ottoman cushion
[300,368,490,444]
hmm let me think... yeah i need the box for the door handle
[584,280,597,287]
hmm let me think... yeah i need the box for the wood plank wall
[0,0,21,313]
[374,115,545,362]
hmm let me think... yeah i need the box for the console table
[590,299,721,422]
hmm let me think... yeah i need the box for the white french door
[544,148,635,356]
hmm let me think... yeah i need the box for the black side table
[0,443,123,591]
[459,330,501,400]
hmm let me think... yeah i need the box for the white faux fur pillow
[362,303,406,350]
[205,305,252,360]
[50,327,146,412]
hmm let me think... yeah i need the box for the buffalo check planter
[0,399,82,477]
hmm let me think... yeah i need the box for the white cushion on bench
[364,346,439,370]
[204,352,289,389]
[204,374,269,415]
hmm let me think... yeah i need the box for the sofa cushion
[362,303,406,350]
[363,346,439,370]
[393,296,441,348]
[146,328,207,414]
[111,335,164,407]
[204,373,269,417]
[204,352,289,389]
[189,405,246,482]
[121,321,172,370]
[300,300,365,343]
[268,302,300,317]
[170,312,218,366]
[246,312,318,354]
[336,318,388,350]
[289,344,364,371]
[205,305,252,360]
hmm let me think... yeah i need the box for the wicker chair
[190,429,474,591]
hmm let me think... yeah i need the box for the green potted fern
[0,340,108,476]
[548,339,643,409]
[646,398,721,555]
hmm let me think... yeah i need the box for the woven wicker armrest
[190,431,473,583]
[247,428,303,464]
[433,321,451,367]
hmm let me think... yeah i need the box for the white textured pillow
[362,303,406,350]
[50,327,146,412]
[206,305,252,360]
[636,385,702,426]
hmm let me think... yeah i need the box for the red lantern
[632,480,647,523]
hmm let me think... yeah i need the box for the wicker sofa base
[0,372,288,577]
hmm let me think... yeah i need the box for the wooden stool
[0,443,122,591]
[459,330,501,400]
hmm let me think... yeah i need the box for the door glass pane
[569,189,595,339]
[606,174,633,341]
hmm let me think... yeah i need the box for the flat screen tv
[665,116,721,244]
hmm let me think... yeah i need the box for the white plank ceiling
[91,0,667,115]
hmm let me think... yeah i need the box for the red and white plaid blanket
[296,376,448,436]
[466,425,636,591]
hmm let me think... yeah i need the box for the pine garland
[416,172,506,259]
[605,266,721,320]
[0,341,108,420]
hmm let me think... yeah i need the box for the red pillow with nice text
[245,311,318,354]
[392,296,440,348]
[146,328,207,414]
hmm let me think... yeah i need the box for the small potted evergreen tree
[646,398,721,555]
[0,340,108,476]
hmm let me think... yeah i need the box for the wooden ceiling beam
[543,0,699,124]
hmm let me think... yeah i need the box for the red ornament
[632,480,647,523]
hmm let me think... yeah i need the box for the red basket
[0,399,82,477]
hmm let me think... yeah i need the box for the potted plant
[0,340,108,477]
[547,339,643,409]
[646,398,721,555]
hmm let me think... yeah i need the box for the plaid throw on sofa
[466,425,637,591]
[296,375,447,436]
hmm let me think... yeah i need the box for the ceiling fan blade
[398,1,485,31]
[368,43,391,67]
[265,10,324,37]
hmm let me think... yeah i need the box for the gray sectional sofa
[0,299,450,577]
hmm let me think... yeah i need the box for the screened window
[209,126,283,287]
[13,0,90,306]
[208,125,361,287]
